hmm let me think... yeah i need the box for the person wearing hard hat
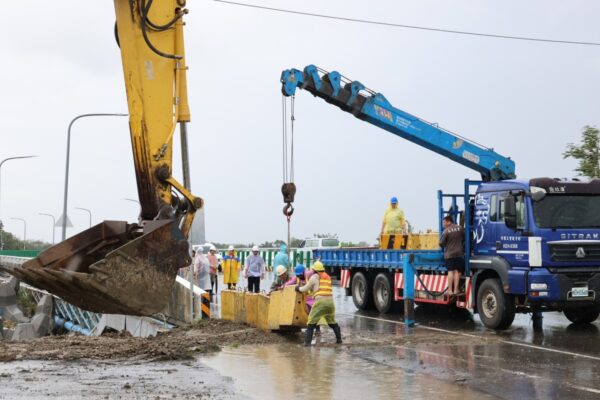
[272,243,289,278]
[244,245,266,293]
[380,196,407,235]
[223,245,241,290]
[270,265,290,292]
[296,261,342,346]
[207,244,219,297]
[193,246,212,294]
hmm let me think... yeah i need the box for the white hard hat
[252,245,259,252]
[276,265,287,277]
[209,244,217,251]
[228,245,234,251]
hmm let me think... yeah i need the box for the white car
[299,237,341,252]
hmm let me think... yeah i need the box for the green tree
[563,126,600,178]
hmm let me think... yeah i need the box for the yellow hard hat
[312,261,325,272]
[276,265,288,277]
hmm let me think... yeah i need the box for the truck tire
[476,278,515,330]
[563,304,600,324]
[352,272,374,310]
[373,273,394,314]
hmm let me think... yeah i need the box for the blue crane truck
[280,65,600,330]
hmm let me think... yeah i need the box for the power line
[213,0,600,47]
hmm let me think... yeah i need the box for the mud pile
[0,319,294,362]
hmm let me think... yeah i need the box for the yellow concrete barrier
[268,290,282,330]
[220,290,235,321]
[244,293,259,327]
[256,294,271,331]
[233,290,247,324]
[278,286,307,328]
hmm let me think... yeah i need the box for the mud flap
[1,220,190,316]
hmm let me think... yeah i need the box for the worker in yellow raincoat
[223,245,240,289]
[380,196,407,234]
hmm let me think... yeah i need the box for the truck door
[496,193,529,266]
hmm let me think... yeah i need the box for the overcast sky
[1,1,599,246]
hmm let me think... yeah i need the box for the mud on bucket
[3,220,190,316]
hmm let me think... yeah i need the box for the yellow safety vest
[315,272,333,297]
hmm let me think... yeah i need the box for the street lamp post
[74,207,92,228]
[124,198,142,218]
[38,213,56,245]
[10,217,26,250]
[0,156,36,250]
[61,113,127,240]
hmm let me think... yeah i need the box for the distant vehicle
[300,237,341,251]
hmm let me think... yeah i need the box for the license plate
[572,287,589,298]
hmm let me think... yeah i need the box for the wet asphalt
[2,274,598,399]
[207,274,600,400]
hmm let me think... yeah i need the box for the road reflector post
[201,292,211,319]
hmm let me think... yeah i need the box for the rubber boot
[304,325,316,347]
[329,323,342,344]
[315,325,321,336]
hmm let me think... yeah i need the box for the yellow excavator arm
[2,0,202,316]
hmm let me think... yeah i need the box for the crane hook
[283,203,294,217]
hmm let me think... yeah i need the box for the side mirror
[504,196,517,229]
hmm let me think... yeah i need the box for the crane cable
[281,95,297,255]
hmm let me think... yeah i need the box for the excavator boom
[3,0,202,315]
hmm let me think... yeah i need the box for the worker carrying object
[270,265,290,292]
[380,196,407,235]
[272,244,290,277]
[295,261,342,346]
[223,246,241,290]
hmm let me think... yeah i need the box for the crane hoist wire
[281,94,297,218]
[281,95,297,255]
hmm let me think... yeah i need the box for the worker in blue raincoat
[273,244,289,278]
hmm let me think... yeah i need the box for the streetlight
[10,217,26,250]
[61,113,128,240]
[0,156,37,250]
[38,213,56,245]
[124,197,142,217]
[74,207,92,228]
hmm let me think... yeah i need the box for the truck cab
[471,178,600,327]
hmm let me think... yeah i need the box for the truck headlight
[530,283,547,290]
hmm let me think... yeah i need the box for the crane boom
[281,65,516,181]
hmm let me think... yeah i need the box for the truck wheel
[476,278,515,330]
[563,304,600,324]
[373,273,394,314]
[352,272,374,310]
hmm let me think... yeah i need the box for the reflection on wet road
[211,276,600,399]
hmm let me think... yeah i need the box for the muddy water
[203,344,498,400]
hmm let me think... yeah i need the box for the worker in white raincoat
[194,247,212,293]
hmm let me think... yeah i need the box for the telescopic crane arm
[281,65,516,181]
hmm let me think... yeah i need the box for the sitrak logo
[576,247,586,259]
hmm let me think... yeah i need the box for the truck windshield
[322,239,340,247]
[533,195,600,228]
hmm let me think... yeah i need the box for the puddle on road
[203,344,497,400]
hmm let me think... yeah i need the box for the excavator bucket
[3,220,191,316]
